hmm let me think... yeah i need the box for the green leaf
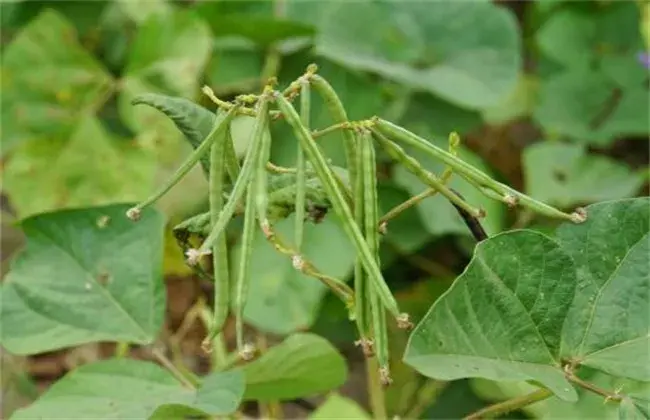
[119,10,212,133]
[557,198,650,381]
[235,214,355,335]
[243,333,347,401]
[536,3,644,68]
[194,3,314,46]
[534,69,649,145]
[10,359,244,419]
[392,128,503,238]
[523,142,644,209]
[312,1,520,109]
[1,9,113,154]
[309,393,370,419]
[0,204,165,355]
[206,39,264,95]
[3,117,157,218]
[404,198,650,401]
[404,229,578,401]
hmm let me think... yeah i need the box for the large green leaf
[3,117,157,218]
[10,359,244,419]
[310,393,370,419]
[533,69,649,145]
[1,9,112,154]
[0,204,165,355]
[404,198,650,401]
[311,0,520,109]
[235,214,355,335]
[118,10,212,133]
[557,199,650,381]
[523,142,644,209]
[243,333,347,401]
[404,229,578,401]
[206,38,264,95]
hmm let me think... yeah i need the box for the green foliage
[243,333,347,401]
[0,204,165,354]
[405,198,649,400]
[1,1,647,419]
[10,359,244,419]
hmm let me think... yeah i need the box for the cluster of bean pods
[126,65,586,384]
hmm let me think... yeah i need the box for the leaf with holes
[243,333,347,401]
[523,143,644,209]
[0,204,165,355]
[1,9,113,154]
[404,198,649,401]
[10,359,244,419]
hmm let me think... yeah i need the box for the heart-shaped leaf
[1,9,113,154]
[404,198,649,401]
[557,198,650,381]
[10,359,244,419]
[243,333,347,401]
[0,204,165,355]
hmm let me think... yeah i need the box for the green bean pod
[360,130,390,381]
[204,111,231,346]
[353,131,371,351]
[371,128,485,219]
[126,105,240,220]
[295,80,310,250]
[373,119,577,222]
[235,185,257,358]
[274,93,403,322]
[195,96,271,258]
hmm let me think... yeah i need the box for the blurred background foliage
[1,0,648,418]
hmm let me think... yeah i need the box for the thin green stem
[114,342,129,358]
[463,387,553,420]
[295,80,310,250]
[150,347,198,389]
[566,372,623,402]
[366,356,387,419]
[202,86,281,119]
[311,122,352,139]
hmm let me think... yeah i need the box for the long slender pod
[126,105,240,220]
[373,119,583,222]
[203,110,231,349]
[371,129,485,219]
[360,129,391,385]
[275,93,409,327]
[295,80,309,250]
[309,74,356,207]
[191,97,272,262]
[235,185,257,360]
[224,126,241,184]
[353,131,372,355]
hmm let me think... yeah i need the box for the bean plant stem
[463,388,553,420]
[566,372,622,402]
[366,356,387,419]
[150,347,198,389]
